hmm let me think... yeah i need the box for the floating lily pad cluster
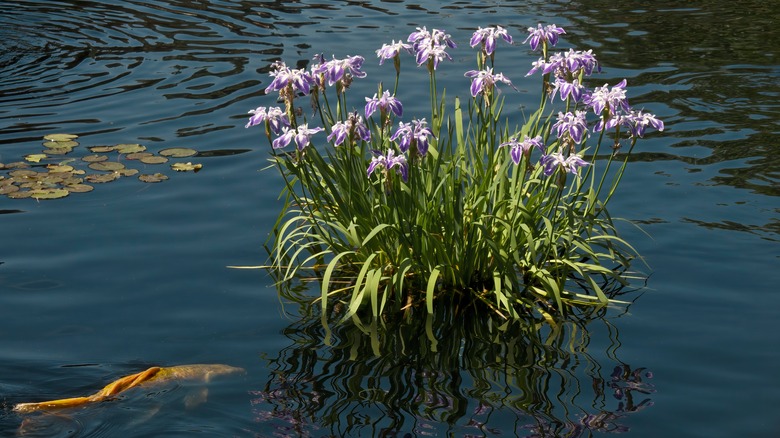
[0,134,202,200]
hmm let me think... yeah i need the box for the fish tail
[13,396,92,413]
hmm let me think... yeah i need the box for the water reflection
[250,303,655,436]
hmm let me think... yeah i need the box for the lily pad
[125,152,153,160]
[7,190,32,199]
[43,140,79,149]
[159,147,197,158]
[82,154,108,163]
[89,145,116,153]
[25,154,47,163]
[139,173,169,183]
[46,164,75,173]
[117,168,139,177]
[45,147,74,155]
[114,143,146,154]
[30,188,70,200]
[65,183,94,193]
[0,184,20,195]
[43,133,78,142]
[139,155,168,165]
[171,162,202,172]
[85,173,120,184]
[88,162,125,172]
[10,170,39,179]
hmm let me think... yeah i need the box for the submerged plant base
[246,24,662,323]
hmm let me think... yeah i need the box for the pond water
[1,1,778,436]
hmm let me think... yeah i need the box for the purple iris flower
[367,149,409,182]
[469,26,513,55]
[365,91,403,119]
[272,124,324,151]
[408,27,456,70]
[245,106,290,134]
[584,79,630,116]
[390,119,434,157]
[523,23,565,51]
[264,61,315,96]
[376,40,413,65]
[464,67,517,98]
[499,135,544,165]
[312,55,367,87]
[626,110,665,137]
[541,151,590,177]
[552,111,589,144]
[551,77,586,102]
[528,49,600,79]
[327,112,371,146]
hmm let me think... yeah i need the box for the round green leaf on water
[30,188,69,200]
[89,146,116,153]
[82,155,108,163]
[0,184,20,195]
[138,173,169,183]
[7,190,32,199]
[117,168,139,177]
[43,133,78,142]
[88,162,125,172]
[85,173,119,184]
[125,152,153,160]
[139,155,168,164]
[114,143,146,154]
[171,162,202,172]
[43,141,79,149]
[45,147,74,155]
[65,184,94,193]
[25,154,47,163]
[159,147,197,158]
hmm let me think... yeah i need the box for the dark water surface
[1,1,778,436]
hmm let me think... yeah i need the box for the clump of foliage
[246,24,663,323]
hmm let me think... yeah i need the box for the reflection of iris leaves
[251,301,655,436]
[0,134,242,199]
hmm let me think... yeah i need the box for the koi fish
[13,364,244,414]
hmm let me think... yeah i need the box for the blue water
[1,1,778,436]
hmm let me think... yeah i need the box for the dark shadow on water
[248,287,656,437]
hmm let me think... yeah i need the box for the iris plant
[246,22,665,326]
